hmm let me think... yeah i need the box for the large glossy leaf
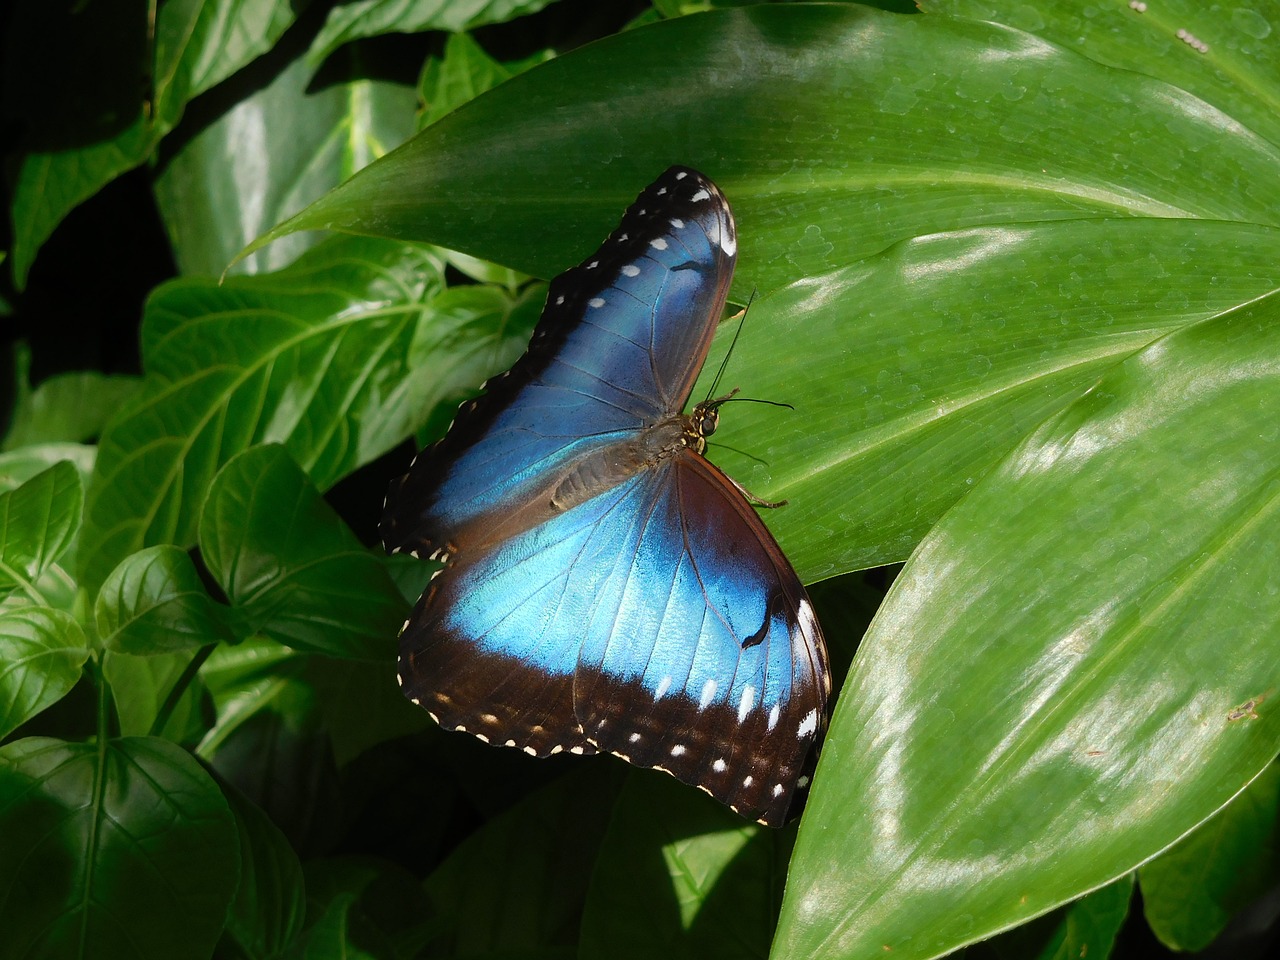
[923,0,1280,150]
[690,219,1280,581]
[964,876,1135,960]
[0,461,81,605]
[1140,759,1280,951]
[777,295,1280,958]
[154,54,418,278]
[79,235,533,588]
[247,5,1280,294]
[0,608,89,741]
[199,445,403,659]
[0,736,238,959]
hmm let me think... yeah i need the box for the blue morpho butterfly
[381,166,830,826]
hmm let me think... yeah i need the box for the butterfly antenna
[703,288,758,404]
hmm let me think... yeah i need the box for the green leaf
[151,0,298,130]
[0,444,96,496]
[97,545,234,655]
[1140,760,1280,951]
[249,6,1280,292]
[196,638,309,761]
[297,858,435,960]
[417,31,551,129]
[306,656,428,767]
[154,54,418,278]
[0,461,82,605]
[922,0,1280,151]
[218,781,307,960]
[0,608,89,741]
[0,736,238,959]
[778,296,1280,958]
[426,766,621,955]
[79,236,452,588]
[581,771,787,958]
[5,0,152,289]
[693,219,1280,580]
[965,875,1135,960]
[199,445,403,659]
[1,344,140,450]
[103,649,210,741]
[7,0,298,288]
[307,0,558,68]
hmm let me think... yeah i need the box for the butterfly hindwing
[397,449,826,824]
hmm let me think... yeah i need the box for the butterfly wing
[381,166,737,555]
[397,448,829,826]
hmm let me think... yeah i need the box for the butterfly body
[383,167,829,825]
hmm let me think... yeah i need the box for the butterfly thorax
[550,413,708,514]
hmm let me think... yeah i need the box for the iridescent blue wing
[397,448,828,826]
[381,166,737,554]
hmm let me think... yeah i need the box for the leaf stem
[149,644,216,737]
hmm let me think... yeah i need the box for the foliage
[3,1,1280,958]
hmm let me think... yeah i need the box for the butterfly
[381,166,830,826]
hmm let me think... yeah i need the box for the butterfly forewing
[381,166,736,555]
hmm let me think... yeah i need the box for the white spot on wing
[650,238,668,251]
[629,732,641,743]
[773,783,784,797]
[713,758,727,772]
[671,744,686,757]
[523,746,537,756]
[768,704,780,731]
[797,708,819,739]
[621,264,640,277]
[655,675,673,698]
[691,188,710,202]
[699,678,718,709]
[797,775,811,789]
[670,218,684,228]
[743,775,753,787]
[588,297,605,308]
[738,685,756,723]
[718,222,737,257]
[675,171,688,180]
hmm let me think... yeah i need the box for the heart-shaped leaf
[0,736,238,959]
